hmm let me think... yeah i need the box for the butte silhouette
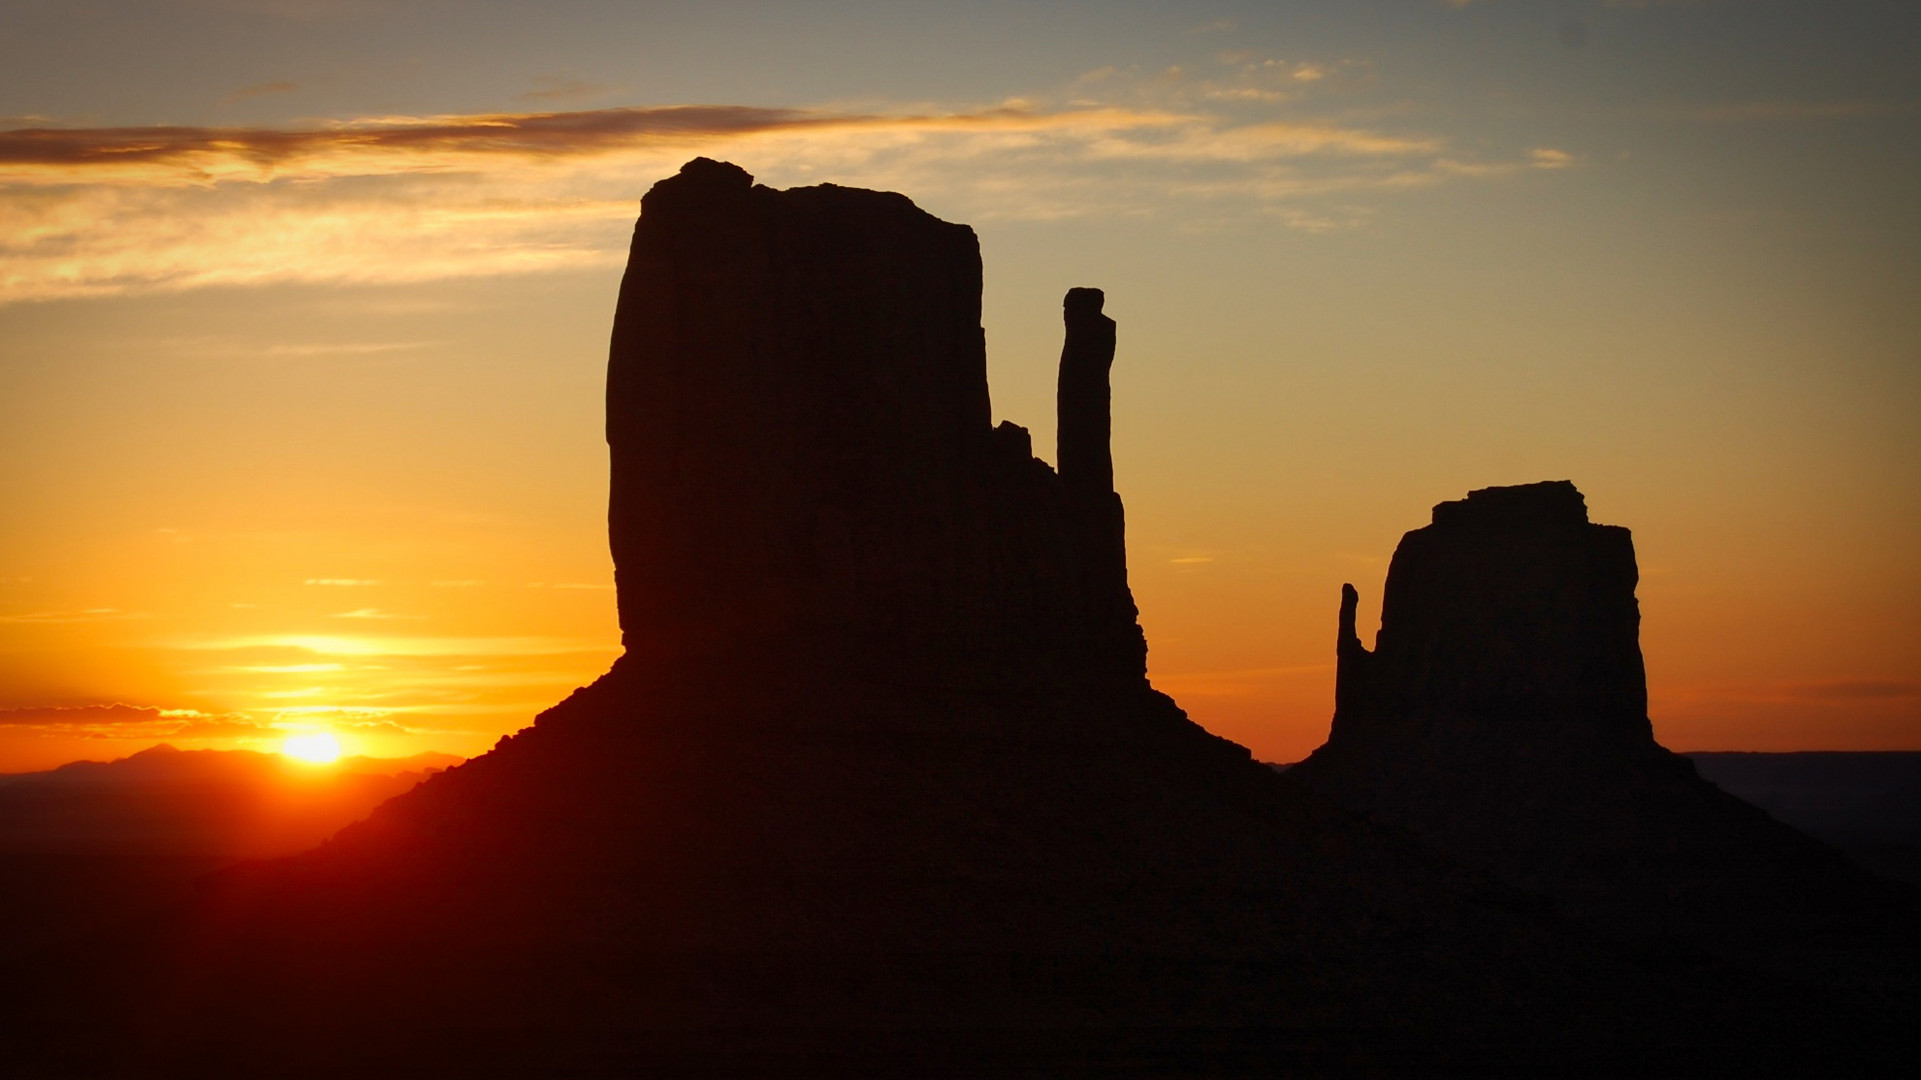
[6,160,1914,1076]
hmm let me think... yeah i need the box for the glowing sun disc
[282,732,342,764]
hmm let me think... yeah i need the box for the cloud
[0,100,1565,302]
[160,631,623,735]
[0,703,266,739]
[170,717,272,739]
[332,608,425,620]
[259,341,433,358]
[169,634,616,657]
[226,81,299,103]
[1659,679,1921,705]
[1151,665,1331,698]
[518,78,610,105]
[0,608,144,624]
[189,0,385,19]
[1442,0,1717,8]
[0,105,819,184]
[1076,120,1440,163]
[0,703,174,727]
[1778,679,1921,702]
[1676,100,1917,123]
[334,719,411,735]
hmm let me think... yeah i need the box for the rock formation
[1326,481,1648,743]
[605,159,1142,688]
[4,164,1913,1077]
[1291,482,1917,978]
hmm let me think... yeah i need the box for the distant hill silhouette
[0,745,458,858]
[1689,751,1921,886]
[0,747,455,977]
[3,161,1914,1077]
[1272,750,1921,885]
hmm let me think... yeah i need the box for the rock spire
[605,157,1144,689]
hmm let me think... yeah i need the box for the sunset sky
[1,0,1915,771]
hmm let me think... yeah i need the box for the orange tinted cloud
[0,101,1562,301]
[0,106,828,183]
[225,80,300,103]
[0,703,263,738]
[0,609,145,624]
[0,102,1515,187]
[1667,679,1921,704]
[517,78,612,105]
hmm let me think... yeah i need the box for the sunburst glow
[281,731,342,765]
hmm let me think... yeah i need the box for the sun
[281,731,342,764]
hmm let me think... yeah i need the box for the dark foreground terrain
[4,744,1915,1075]
[4,161,1913,1076]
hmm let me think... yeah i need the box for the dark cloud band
[0,105,821,169]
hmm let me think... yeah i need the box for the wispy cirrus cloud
[1150,664,1331,699]
[169,633,616,657]
[1659,678,1921,705]
[517,78,613,105]
[0,98,1570,302]
[1674,99,1919,123]
[0,608,144,624]
[1776,679,1921,702]
[224,80,300,104]
[0,103,1424,187]
[152,635,624,737]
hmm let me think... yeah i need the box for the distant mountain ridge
[0,744,460,858]
[0,743,461,784]
[1273,750,1921,885]
[1686,751,1921,846]
[1689,750,1921,886]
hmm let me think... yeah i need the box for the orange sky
[1,1,1916,771]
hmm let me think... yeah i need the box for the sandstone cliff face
[607,159,1143,688]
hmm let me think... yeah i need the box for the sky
[1,0,1916,771]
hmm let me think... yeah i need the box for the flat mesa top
[1431,480,1590,528]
